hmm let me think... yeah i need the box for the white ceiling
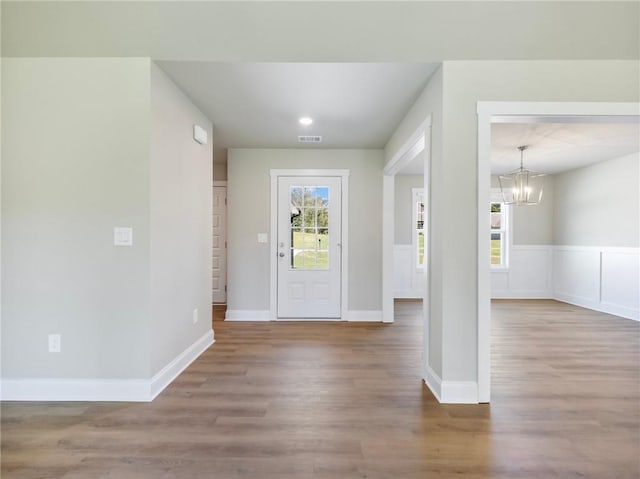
[157,62,438,153]
[491,122,640,175]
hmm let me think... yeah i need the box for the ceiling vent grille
[298,135,322,143]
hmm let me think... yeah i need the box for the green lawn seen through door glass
[292,230,329,269]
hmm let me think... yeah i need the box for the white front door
[212,185,227,303]
[277,176,342,318]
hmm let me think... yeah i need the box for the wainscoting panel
[393,244,424,298]
[600,250,640,318]
[553,246,639,321]
[553,247,600,304]
[491,246,552,298]
[491,245,638,321]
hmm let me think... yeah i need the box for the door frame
[212,180,227,304]
[476,101,640,403]
[269,169,350,320]
[382,116,431,379]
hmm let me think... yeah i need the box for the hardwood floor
[2,300,639,478]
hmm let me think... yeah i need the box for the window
[290,186,330,269]
[490,201,508,268]
[413,189,425,268]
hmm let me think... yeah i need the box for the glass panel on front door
[290,186,329,270]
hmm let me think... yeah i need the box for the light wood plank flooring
[2,300,639,478]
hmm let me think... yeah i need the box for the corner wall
[150,63,214,377]
[1,58,215,401]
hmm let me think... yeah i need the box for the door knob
[279,252,285,257]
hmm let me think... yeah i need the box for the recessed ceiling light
[299,117,313,126]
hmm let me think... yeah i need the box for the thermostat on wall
[193,124,208,145]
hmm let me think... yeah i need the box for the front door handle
[279,252,285,258]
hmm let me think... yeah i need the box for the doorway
[476,101,640,403]
[270,170,349,320]
[212,182,227,304]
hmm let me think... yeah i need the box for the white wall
[2,58,152,380]
[553,153,639,247]
[552,153,640,320]
[150,63,213,376]
[394,175,423,298]
[394,175,422,245]
[227,148,383,316]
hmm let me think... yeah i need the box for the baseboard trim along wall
[343,310,383,322]
[423,365,479,404]
[225,310,271,321]
[149,329,215,400]
[0,330,214,402]
[225,310,383,322]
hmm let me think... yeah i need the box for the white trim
[0,330,214,402]
[441,381,479,404]
[0,378,152,402]
[149,329,215,400]
[382,175,395,322]
[213,180,227,187]
[344,310,383,322]
[423,366,479,404]
[225,310,271,321]
[477,101,640,404]
[269,169,349,320]
[384,117,431,176]
[423,365,442,402]
[555,293,639,321]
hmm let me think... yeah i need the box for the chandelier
[498,145,545,206]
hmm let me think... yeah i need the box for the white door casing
[212,185,227,303]
[276,176,342,318]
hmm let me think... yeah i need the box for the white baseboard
[225,309,271,321]
[492,291,552,299]
[424,365,442,401]
[225,309,383,322]
[149,329,215,400]
[423,365,478,404]
[0,378,152,402]
[0,330,215,402]
[554,293,639,321]
[344,310,383,322]
[394,291,423,299]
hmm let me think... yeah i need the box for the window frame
[490,189,511,270]
[412,188,425,270]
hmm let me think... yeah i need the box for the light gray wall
[491,175,555,245]
[553,153,639,247]
[2,58,152,379]
[439,60,640,382]
[394,175,423,245]
[213,163,227,182]
[227,148,383,312]
[213,147,228,181]
[149,63,213,376]
[385,66,444,377]
[3,2,638,60]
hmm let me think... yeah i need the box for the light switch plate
[114,227,133,246]
[257,233,268,244]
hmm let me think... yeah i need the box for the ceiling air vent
[298,135,322,143]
